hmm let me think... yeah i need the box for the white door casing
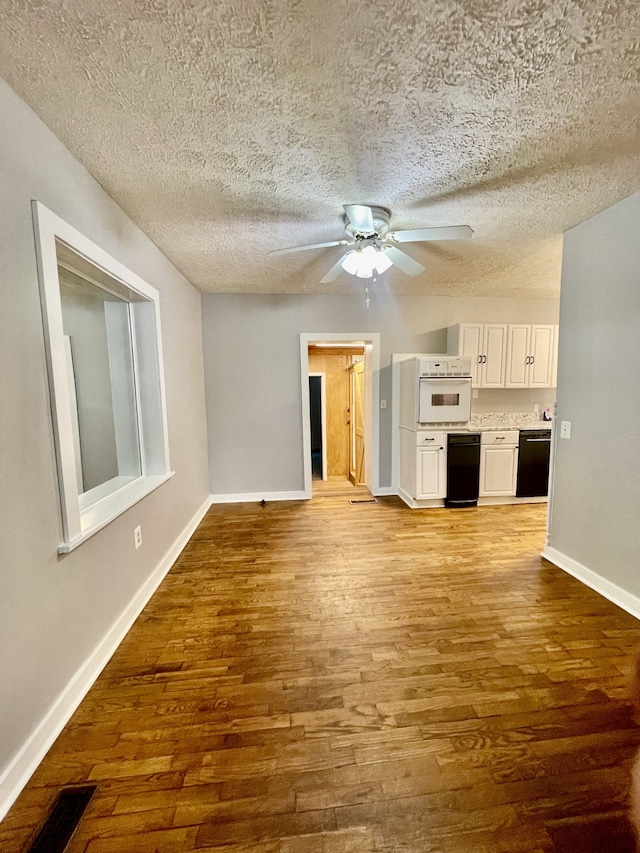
[300,333,380,498]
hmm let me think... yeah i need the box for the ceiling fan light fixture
[355,266,373,279]
[341,244,391,279]
[374,249,393,274]
[341,249,364,276]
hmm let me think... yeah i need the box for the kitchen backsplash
[468,412,551,429]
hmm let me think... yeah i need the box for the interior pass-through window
[33,202,173,553]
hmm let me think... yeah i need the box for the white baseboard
[397,487,443,509]
[542,545,640,621]
[210,490,309,504]
[0,494,212,822]
[371,486,397,497]
[397,487,414,508]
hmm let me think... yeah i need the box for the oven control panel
[419,357,471,377]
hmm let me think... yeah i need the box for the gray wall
[202,294,559,494]
[548,190,640,590]
[0,79,209,777]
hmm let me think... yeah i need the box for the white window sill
[59,471,175,554]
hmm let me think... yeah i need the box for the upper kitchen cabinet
[448,323,558,389]
[505,325,557,388]
[447,323,507,388]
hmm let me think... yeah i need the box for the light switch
[560,420,571,440]
[380,399,387,409]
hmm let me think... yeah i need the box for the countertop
[469,413,552,431]
[415,413,553,432]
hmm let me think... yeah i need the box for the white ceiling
[2,0,640,298]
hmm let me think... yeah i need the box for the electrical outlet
[533,403,540,414]
[380,399,387,410]
[560,420,572,440]
[134,525,142,549]
[472,389,478,398]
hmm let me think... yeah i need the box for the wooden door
[308,348,360,479]
[350,361,366,485]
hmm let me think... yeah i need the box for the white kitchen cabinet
[450,322,558,390]
[551,324,559,389]
[398,429,446,503]
[479,431,518,496]
[416,431,446,499]
[529,325,556,387]
[482,325,508,387]
[416,446,446,499]
[505,324,556,388]
[447,323,507,388]
[448,323,482,386]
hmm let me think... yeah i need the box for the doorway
[308,345,363,490]
[300,333,381,498]
[308,373,327,480]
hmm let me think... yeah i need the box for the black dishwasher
[445,433,481,508]
[516,429,552,497]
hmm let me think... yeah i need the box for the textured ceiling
[2,1,640,297]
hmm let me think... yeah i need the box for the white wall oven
[417,358,472,424]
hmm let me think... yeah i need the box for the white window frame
[33,201,173,553]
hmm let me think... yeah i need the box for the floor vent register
[349,498,378,505]
[26,785,97,853]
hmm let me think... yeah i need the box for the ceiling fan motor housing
[345,205,391,240]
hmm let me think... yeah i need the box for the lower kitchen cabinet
[399,429,446,502]
[479,431,519,497]
[398,426,549,507]
[417,443,446,499]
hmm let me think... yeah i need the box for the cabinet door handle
[477,355,482,364]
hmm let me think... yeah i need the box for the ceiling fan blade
[320,255,348,284]
[388,225,474,243]
[344,204,374,234]
[384,246,426,276]
[269,239,350,256]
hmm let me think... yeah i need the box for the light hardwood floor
[2,498,640,852]
[312,476,372,498]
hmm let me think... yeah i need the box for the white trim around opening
[300,333,381,498]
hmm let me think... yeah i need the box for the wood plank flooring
[2,498,640,852]
[312,476,372,498]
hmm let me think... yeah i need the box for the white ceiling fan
[270,204,473,283]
